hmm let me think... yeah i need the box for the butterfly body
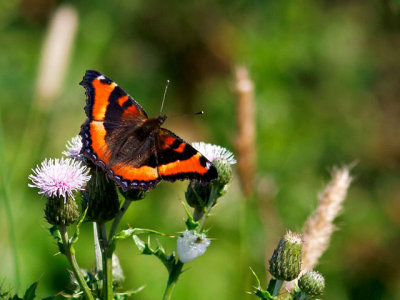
[79,70,217,191]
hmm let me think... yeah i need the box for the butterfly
[79,70,218,191]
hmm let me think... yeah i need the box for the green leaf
[254,288,275,300]
[111,227,170,253]
[250,267,261,287]
[114,285,145,299]
[132,234,146,252]
[131,235,176,271]
[49,226,64,254]
[22,281,38,300]
[182,203,199,230]
[250,268,276,300]
[71,207,87,244]
[114,228,169,241]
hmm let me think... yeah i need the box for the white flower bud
[177,230,210,263]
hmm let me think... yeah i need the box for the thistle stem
[266,278,283,297]
[59,225,94,300]
[293,291,309,300]
[162,261,184,300]
[93,223,102,272]
[97,223,113,300]
[272,279,283,296]
[96,199,132,300]
[108,199,132,242]
[198,185,218,231]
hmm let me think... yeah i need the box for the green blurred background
[1,0,400,299]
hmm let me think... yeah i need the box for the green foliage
[0,282,39,300]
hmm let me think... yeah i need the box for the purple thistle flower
[29,158,90,200]
[192,142,236,165]
[62,135,83,159]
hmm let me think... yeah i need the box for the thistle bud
[298,270,325,297]
[186,143,236,211]
[185,181,210,210]
[45,196,79,226]
[269,231,302,281]
[122,188,147,201]
[81,166,120,223]
[213,158,233,192]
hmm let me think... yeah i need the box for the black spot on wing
[122,99,134,110]
[169,139,181,150]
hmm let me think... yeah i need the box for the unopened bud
[185,181,209,209]
[269,231,302,281]
[81,166,119,223]
[45,196,79,226]
[122,188,147,201]
[213,158,233,191]
[298,270,325,297]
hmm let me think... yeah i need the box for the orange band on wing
[89,122,111,163]
[162,136,176,149]
[117,95,129,106]
[123,104,139,118]
[174,143,186,153]
[158,153,208,176]
[92,78,116,120]
[111,163,159,181]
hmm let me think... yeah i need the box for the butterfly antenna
[160,80,170,114]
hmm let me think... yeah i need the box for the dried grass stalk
[302,165,353,271]
[234,66,256,197]
[35,4,78,109]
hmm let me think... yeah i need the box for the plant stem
[93,223,102,272]
[97,223,113,300]
[293,291,308,300]
[108,199,132,242]
[272,279,283,296]
[96,199,132,300]
[198,185,218,231]
[59,225,94,300]
[162,261,184,300]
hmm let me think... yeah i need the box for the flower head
[186,143,235,212]
[82,167,119,222]
[269,231,303,281]
[192,142,236,165]
[29,158,90,200]
[298,270,325,297]
[45,195,79,225]
[177,230,211,263]
[62,135,83,159]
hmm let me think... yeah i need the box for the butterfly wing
[156,129,218,183]
[79,70,217,191]
[80,70,161,191]
[80,70,148,122]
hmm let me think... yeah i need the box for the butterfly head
[157,115,167,126]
